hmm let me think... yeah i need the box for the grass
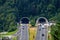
[6,29,18,35]
[48,34,52,40]
[0,27,52,40]
[12,36,17,40]
[29,27,36,40]
[0,29,18,38]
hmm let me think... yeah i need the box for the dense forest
[0,0,60,40]
[0,0,60,31]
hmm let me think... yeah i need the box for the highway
[18,24,29,40]
[35,24,48,40]
[13,17,29,40]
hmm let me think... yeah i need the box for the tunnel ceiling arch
[36,17,48,24]
[20,17,29,24]
[39,18,46,23]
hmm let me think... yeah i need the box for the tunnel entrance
[36,17,48,25]
[38,18,46,23]
[21,17,29,24]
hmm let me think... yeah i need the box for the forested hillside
[0,0,60,32]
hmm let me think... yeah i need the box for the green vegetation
[0,27,36,40]
[0,0,60,32]
[29,27,36,40]
[0,29,17,38]
[13,37,17,40]
[5,30,17,35]
[51,13,60,40]
[0,0,60,40]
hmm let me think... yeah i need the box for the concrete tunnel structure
[36,17,48,25]
[36,17,48,40]
[18,17,29,40]
[20,17,29,24]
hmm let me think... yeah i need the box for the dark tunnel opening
[38,18,46,23]
[21,18,29,24]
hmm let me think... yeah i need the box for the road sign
[35,17,48,40]
[18,17,29,40]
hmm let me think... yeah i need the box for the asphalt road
[17,24,29,40]
[35,24,48,40]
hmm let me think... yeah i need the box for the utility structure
[18,17,29,40]
[35,17,48,40]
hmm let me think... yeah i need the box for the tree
[51,13,60,40]
[0,0,17,32]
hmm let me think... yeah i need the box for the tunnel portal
[39,18,46,23]
[20,17,29,24]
